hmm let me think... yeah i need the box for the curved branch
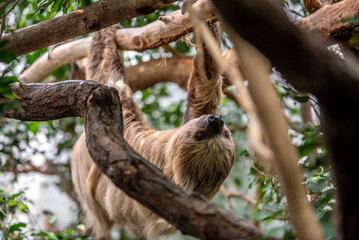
[2,81,279,240]
[2,0,177,56]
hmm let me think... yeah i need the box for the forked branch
[2,81,278,240]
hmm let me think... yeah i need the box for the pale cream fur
[71,25,235,239]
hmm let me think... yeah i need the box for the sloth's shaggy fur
[71,24,235,239]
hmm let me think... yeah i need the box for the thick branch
[19,0,355,84]
[213,0,359,100]
[19,0,216,83]
[213,1,359,239]
[295,0,359,42]
[1,0,177,56]
[3,81,278,240]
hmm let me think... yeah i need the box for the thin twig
[220,186,258,209]
[5,0,21,17]
[0,14,5,37]
[162,45,183,57]
[0,0,14,12]
[228,124,247,131]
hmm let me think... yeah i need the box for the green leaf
[76,224,85,231]
[234,178,241,186]
[37,1,54,15]
[9,222,26,233]
[65,229,74,235]
[0,50,16,63]
[306,175,327,194]
[27,122,40,134]
[0,40,9,49]
[8,191,24,201]
[252,210,273,221]
[343,15,359,24]
[47,232,59,239]
[142,89,151,100]
[19,204,29,212]
[9,200,21,207]
[294,95,309,103]
[0,102,23,118]
[47,215,57,224]
[31,232,48,237]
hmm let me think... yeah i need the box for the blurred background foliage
[0,0,335,239]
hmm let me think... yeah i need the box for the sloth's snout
[206,114,224,135]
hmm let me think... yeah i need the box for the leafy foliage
[0,1,337,239]
[0,189,88,239]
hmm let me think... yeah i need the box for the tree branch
[229,31,324,240]
[213,0,359,100]
[213,1,359,239]
[1,0,178,56]
[295,0,359,42]
[3,81,278,240]
[19,0,356,84]
[220,186,258,209]
[18,0,216,83]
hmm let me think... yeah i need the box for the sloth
[71,24,235,239]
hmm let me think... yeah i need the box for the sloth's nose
[206,114,224,134]
[208,114,224,126]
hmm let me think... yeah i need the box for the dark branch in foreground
[212,1,359,239]
[3,81,278,240]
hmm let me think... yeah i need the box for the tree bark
[295,0,359,42]
[126,56,191,91]
[18,0,216,83]
[19,0,357,84]
[1,0,177,56]
[2,81,279,240]
[212,1,359,239]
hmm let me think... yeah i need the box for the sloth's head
[165,114,235,199]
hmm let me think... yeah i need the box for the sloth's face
[192,114,231,141]
[165,114,235,199]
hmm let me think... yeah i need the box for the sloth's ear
[183,22,222,123]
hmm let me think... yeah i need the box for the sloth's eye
[195,131,205,140]
[224,131,230,139]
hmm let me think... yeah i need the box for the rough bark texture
[1,0,177,56]
[18,0,216,83]
[126,56,192,91]
[18,0,356,84]
[3,81,278,240]
[212,1,359,239]
[295,0,359,41]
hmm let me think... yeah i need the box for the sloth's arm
[87,26,144,129]
[184,22,223,123]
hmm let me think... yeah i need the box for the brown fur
[71,24,235,239]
